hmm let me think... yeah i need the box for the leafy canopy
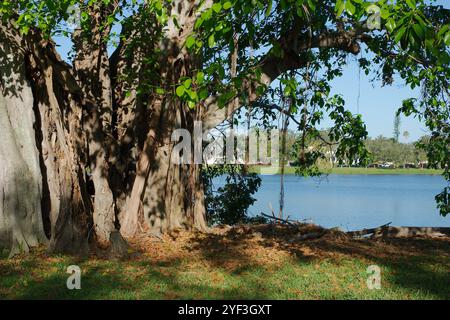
[3,0,449,215]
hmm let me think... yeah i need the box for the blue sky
[54,0,449,143]
[328,55,424,143]
[328,0,448,142]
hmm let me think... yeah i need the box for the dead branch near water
[347,222,392,238]
[255,214,450,242]
[260,212,298,226]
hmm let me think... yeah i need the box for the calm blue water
[213,175,449,231]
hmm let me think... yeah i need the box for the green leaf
[188,90,198,100]
[444,32,450,46]
[284,86,291,96]
[208,34,216,48]
[408,31,417,49]
[196,72,205,84]
[212,3,222,13]
[199,88,209,100]
[380,7,390,19]
[184,79,192,88]
[186,35,196,48]
[265,0,272,17]
[81,12,89,22]
[385,19,396,33]
[172,16,180,29]
[21,25,30,34]
[394,27,407,44]
[437,25,449,38]
[194,17,204,29]
[345,0,355,16]
[156,88,165,95]
[196,40,204,48]
[336,0,345,17]
[400,30,410,50]
[188,101,196,109]
[412,24,424,40]
[223,1,232,10]
[308,0,316,12]
[405,0,416,10]
[176,86,185,97]
[154,1,163,11]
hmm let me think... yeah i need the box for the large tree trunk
[0,24,93,256]
[0,30,47,257]
[119,0,208,237]
[26,51,91,256]
[128,135,208,236]
[120,96,207,237]
[72,12,117,246]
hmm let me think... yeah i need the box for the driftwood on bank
[346,222,392,238]
[258,213,450,242]
[288,225,450,242]
[377,226,450,238]
[347,224,450,239]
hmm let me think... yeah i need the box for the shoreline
[249,166,443,175]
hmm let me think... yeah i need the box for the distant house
[379,162,395,169]
[418,161,429,169]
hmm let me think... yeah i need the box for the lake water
[213,174,449,231]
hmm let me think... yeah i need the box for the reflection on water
[212,174,449,231]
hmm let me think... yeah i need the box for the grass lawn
[1,226,449,300]
[250,166,443,175]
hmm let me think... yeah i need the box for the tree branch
[202,28,371,132]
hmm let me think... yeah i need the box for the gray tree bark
[1,23,92,256]
[0,34,47,257]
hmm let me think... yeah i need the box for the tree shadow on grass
[187,225,450,299]
[305,237,450,299]
[1,229,449,299]
[0,250,277,299]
